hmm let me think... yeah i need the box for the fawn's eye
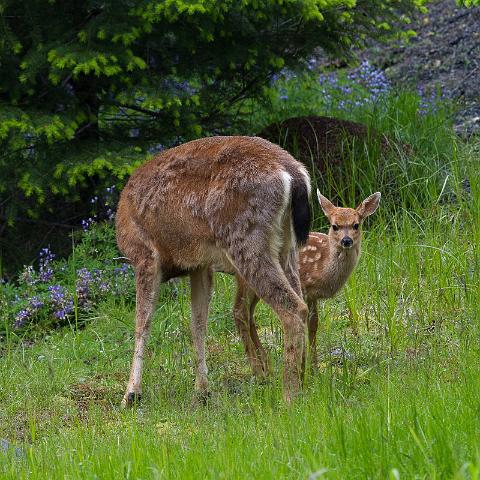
[353,223,359,230]
[332,224,339,231]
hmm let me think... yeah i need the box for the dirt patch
[314,0,480,135]
[68,381,119,413]
[362,0,480,136]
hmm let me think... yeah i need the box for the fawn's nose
[341,236,353,248]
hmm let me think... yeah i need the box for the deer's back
[116,136,306,275]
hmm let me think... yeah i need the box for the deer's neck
[324,240,361,292]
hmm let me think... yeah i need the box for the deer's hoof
[192,389,211,407]
[122,391,142,408]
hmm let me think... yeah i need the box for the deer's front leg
[123,257,161,407]
[190,268,213,398]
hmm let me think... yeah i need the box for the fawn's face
[317,190,381,251]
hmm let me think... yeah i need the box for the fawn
[227,190,380,379]
[300,190,381,364]
[116,136,311,406]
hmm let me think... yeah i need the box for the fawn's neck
[323,237,361,293]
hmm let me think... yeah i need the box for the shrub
[0,0,427,271]
[0,222,135,338]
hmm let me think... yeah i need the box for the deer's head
[317,190,381,251]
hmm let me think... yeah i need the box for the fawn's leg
[123,252,161,407]
[190,268,213,397]
[227,248,307,403]
[233,277,268,377]
[307,299,319,368]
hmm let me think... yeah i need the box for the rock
[258,115,393,176]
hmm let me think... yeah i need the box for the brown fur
[233,192,380,376]
[231,190,380,372]
[301,191,381,364]
[116,136,311,406]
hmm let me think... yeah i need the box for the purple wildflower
[270,73,280,86]
[417,86,446,116]
[39,248,55,282]
[81,217,96,231]
[48,284,74,319]
[113,262,134,295]
[29,296,44,310]
[14,295,45,328]
[76,268,94,306]
[306,57,317,71]
[14,309,30,329]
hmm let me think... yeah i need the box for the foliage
[0,82,468,339]
[0,0,427,269]
[0,222,135,337]
[1,71,480,475]
[0,133,479,479]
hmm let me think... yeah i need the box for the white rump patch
[269,170,292,259]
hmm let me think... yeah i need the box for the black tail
[291,178,311,245]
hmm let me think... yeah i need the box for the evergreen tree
[0,0,426,268]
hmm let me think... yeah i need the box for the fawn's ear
[317,189,336,219]
[357,192,381,219]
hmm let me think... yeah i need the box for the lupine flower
[318,60,390,112]
[417,86,447,116]
[113,262,134,295]
[29,296,44,310]
[270,73,280,86]
[81,217,96,231]
[76,268,94,306]
[39,248,55,282]
[14,309,30,329]
[306,57,317,71]
[48,284,74,319]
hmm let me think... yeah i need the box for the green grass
[1,81,480,478]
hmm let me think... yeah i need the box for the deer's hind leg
[227,246,307,403]
[233,277,269,378]
[122,246,162,408]
[280,241,307,375]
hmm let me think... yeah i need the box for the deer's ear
[357,192,381,218]
[317,189,336,219]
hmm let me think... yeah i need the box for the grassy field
[1,78,480,478]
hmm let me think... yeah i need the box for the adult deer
[116,136,311,406]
